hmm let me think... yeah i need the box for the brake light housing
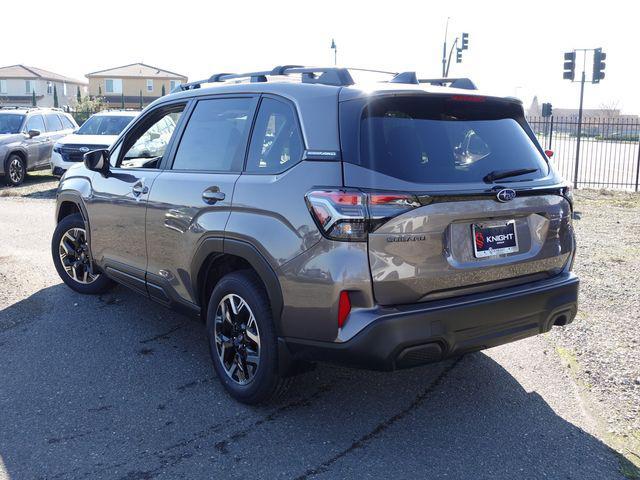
[305,189,420,242]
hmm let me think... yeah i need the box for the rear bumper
[284,272,579,371]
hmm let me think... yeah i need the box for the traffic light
[541,103,553,117]
[456,48,463,63]
[563,51,576,80]
[593,48,606,83]
[461,33,469,50]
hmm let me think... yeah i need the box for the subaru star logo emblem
[79,147,90,153]
[496,189,516,202]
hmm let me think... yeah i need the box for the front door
[85,103,186,292]
[146,96,258,305]
[22,114,48,168]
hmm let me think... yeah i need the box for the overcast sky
[4,0,637,114]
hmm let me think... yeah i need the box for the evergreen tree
[76,85,81,102]
[53,84,59,108]
[161,84,166,96]
[31,90,36,107]
[139,90,143,109]
[98,85,102,96]
[121,92,125,109]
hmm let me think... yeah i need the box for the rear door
[145,95,258,305]
[339,94,574,305]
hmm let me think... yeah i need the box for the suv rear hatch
[338,93,574,305]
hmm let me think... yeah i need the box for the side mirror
[84,149,110,175]
[27,129,40,138]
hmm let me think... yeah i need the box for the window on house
[63,83,67,96]
[170,80,182,91]
[105,79,122,94]
[25,80,33,94]
[146,79,153,92]
[47,82,53,94]
[0,80,7,94]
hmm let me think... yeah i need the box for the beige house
[0,65,87,108]
[86,63,188,109]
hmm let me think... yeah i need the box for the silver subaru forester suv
[52,66,579,404]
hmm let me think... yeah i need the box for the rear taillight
[305,189,420,241]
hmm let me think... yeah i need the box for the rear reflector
[338,291,351,328]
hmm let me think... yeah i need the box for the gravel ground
[0,170,58,199]
[0,187,638,478]
[550,189,640,461]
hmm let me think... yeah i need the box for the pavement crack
[139,325,185,344]
[214,383,333,454]
[293,358,463,480]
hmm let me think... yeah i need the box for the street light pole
[331,39,337,66]
[442,17,450,77]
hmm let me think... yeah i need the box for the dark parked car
[0,106,77,185]
[51,66,579,404]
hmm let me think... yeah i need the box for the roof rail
[0,105,65,111]
[172,66,476,91]
[418,77,477,90]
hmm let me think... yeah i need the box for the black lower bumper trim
[284,273,579,371]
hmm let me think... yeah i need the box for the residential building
[0,65,87,108]
[85,63,188,108]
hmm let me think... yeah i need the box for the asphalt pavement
[0,196,627,480]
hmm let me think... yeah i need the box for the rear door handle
[132,181,149,196]
[202,188,226,204]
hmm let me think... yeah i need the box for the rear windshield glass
[77,115,134,135]
[0,114,24,134]
[343,96,548,184]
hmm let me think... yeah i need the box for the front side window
[25,115,45,133]
[246,97,303,174]
[44,113,63,131]
[172,98,254,172]
[146,79,153,92]
[0,114,25,134]
[117,106,184,169]
[105,79,122,94]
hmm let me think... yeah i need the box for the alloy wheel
[214,293,261,385]
[8,158,24,184]
[58,227,99,284]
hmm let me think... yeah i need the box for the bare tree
[598,100,620,117]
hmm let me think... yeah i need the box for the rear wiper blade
[483,168,538,183]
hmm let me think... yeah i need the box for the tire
[4,154,26,186]
[206,270,289,404]
[51,213,115,294]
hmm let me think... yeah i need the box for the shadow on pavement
[0,284,626,480]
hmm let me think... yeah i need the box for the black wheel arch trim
[191,237,284,332]
[55,193,95,266]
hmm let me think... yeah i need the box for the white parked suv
[50,110,138,176]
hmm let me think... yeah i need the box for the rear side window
[341,96,548,184]
[25,115,45,133]
[59,115,75,130]
[172,98,254,172]
[245,97,303,174]
[44,113,63,132]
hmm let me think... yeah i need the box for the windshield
[77,115,135,135]
[0,114,25,134]
[342,96,548,184]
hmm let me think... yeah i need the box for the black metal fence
[527,116,640,191]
